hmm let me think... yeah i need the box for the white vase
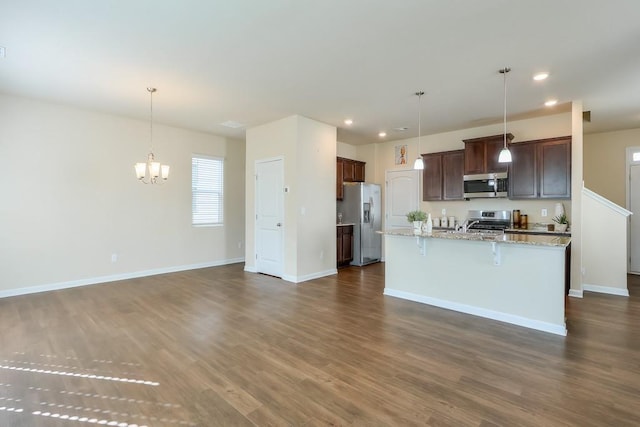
[556,223,568,232]
[413,221,423,234]
[424,214,433,234]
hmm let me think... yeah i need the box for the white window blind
[192,156,224,225]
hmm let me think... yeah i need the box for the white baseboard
[243,268,337,283]
[583,283,629,297]
[0,258,245,299]
[384,288,567,336]
[282,269,338,284]
[568,289,583,298]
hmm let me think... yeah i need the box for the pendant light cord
[418,92,421,154]
[148,87,156,153]
[416,91,424,154]
[503,68,507,149]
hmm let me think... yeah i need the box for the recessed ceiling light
[378,132,387,138]
[544,99,558,107]
[344,119,353,125]
[533,72,549,81]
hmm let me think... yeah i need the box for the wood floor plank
[1,263,640,425]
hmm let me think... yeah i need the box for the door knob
[276,223,282,227]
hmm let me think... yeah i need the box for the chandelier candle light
[135,87,170,184]
[498,67,512,163]
[413,91,425,170]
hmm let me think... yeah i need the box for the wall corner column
[570,101,584,296]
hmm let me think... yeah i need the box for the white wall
[244,116,298,276]
[582,189,630,295]
[584,128,640,207]
[337,141,358,159]
[245,115,336,282]
[0,94,245,296]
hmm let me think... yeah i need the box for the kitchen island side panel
[383,234,566,335]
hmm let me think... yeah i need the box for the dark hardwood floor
[1,264,639,426]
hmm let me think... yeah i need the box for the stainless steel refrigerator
[338,182,382,266]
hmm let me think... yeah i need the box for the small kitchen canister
[513,210,521,229]
[520,214,528,229]
[440,217,448,228]
[448,216,456,229]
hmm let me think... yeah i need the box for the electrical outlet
[441,208,446,215]
[237,241,242,249]
[111,253,118,263]
[320,250,324,259]
[541,209,548,217]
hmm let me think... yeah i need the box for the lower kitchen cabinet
[337,225,354,267]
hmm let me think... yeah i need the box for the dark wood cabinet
[423,153,443,201]
[422,150,464,201]
[336,158,344,200]
[354,161,365,181]
[443,150,465,200]
[509,136,571,199]
[508,142,538,199]
[337,225,354,267]
[463,134,513,175]
[343,159,355,182]
[539,138,571,198]
[337,157,366,200]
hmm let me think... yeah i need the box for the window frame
[191,154,224,227]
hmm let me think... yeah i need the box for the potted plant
[407,210,427,234]
[552,213,569,232]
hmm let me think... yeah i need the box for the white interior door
[256,158,284,277]
[629,163,640,273]
[385,169,420,229]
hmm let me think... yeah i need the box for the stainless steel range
[465,210,511,231]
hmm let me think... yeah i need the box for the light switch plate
[541,209,548,217]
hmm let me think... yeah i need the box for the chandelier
[135,87,170,183]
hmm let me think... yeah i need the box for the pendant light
[498,67,512,163]
[413,91,425,170]
[135,87,170,184]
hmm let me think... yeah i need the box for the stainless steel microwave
[463,172,508,198]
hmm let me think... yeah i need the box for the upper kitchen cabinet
[463,133,514,175]
[423,150,464,201]
[337,157,366,200]
[538,137,571,198]
[337,157,345,200]
[509,136,571,199]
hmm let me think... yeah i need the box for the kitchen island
[383,229,571,335]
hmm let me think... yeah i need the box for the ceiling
[1,1,640,145]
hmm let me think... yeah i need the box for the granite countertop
[382,228,570,248]
[337,223,356,227]
[505,226,571,236]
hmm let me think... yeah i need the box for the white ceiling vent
[220,120,245,129]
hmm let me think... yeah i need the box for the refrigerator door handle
[369,196,374,228]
